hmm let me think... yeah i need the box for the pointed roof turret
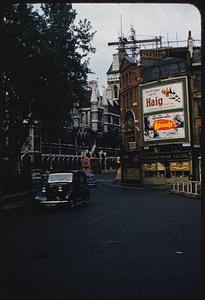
[96,81,101,101]
[102,86,108,107]
[90,80,98,103]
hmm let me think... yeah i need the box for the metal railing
[171,179,201,198]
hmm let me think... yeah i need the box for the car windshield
[48,173,73,183]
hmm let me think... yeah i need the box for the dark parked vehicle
[35,171,89,209]
[85,171,97,187]
[32,170,43,184]
[32,170,46,194]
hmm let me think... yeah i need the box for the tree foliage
[3,3,96,171]
[3,3,41,171]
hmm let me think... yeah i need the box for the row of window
[81,110,120,127]
[121,91,133,107]
[143,171,190,178]
[108,76,119,81]
[143,62,186,82]
[121,71,136,88]
[107,115,120,125]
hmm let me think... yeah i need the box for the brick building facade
[119,31,201,185]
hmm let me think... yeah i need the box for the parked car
[32,170,47,196]
[32,169,41,178]
[85,171,97,187]
[32,170,44,184]
[35,171,89,209]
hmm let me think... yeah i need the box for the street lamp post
[75,134,78,156]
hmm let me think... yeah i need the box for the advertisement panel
[157,162,165,170]
[143,162,165,171]
[142,163,157,171]
[140,76,190,145]
[143,111,185,142]
[170,161,190,171]
[142,81,184,114]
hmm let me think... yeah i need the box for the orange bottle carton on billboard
[152,119,177,131]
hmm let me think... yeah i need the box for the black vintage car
[35,171,89,209]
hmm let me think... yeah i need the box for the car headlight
[42,187,46,193]
[58,187,63,192]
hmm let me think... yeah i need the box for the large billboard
[140,76,190,145]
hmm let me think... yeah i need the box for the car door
[77,172,84,200]
[73,173,80,202]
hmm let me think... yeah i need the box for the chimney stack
[187,30,193,58]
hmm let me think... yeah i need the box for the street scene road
[2,4,202,299]
[3,172,200,297]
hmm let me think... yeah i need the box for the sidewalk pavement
[101,180,171,190]
[2,190,34,210]
[101,180,200,200]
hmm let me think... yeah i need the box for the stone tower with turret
[106,53,120,103]
[102,86,109,133]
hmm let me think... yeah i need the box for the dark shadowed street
[3,173,200,297]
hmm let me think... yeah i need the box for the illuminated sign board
[170,161,190,171]
[140,76,190,145]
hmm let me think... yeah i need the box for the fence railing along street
[171,179,201,198]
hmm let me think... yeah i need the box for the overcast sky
[72,3,201,94]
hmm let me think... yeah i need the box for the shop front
[122,152,141,184]
[170,161,190,178]
[141,151,192,185]
[142,162,166,185]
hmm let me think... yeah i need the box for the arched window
[113,85,118,99]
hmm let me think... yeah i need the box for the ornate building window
[113,85,118,98]
[125,74,128,86]
[196,74,201,90]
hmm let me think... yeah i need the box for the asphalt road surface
[2,172,200,297]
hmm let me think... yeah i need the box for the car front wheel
[83,197,89,207]
[69,199,75,208]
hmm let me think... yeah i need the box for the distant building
[106,53,120,102]
[20,55,121,172]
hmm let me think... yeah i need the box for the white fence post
[171,179,200,197]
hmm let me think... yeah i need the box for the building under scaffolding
[109,28,201,185]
